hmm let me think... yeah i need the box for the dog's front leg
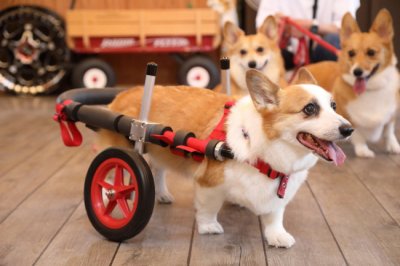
[384,119,400,154]
[261,207,295,248]
[194,183,225,234]
[351,130,375,158]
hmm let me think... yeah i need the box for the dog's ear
[340,12,360,45]
[246,69,280,110]
[223,21,244,46]
[370,9,393,43]
[292,68,317,85]
[258,15,278,42]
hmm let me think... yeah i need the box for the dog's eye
[240,49,247,55]
[256,47,264,53]
[367,49,376,57]
[303,103,318,116]
[331,101,337,111]
[348,50,356,58]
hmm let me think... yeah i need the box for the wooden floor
[1,94,400,266]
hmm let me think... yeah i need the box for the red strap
[294,37,309,66]
[54,100,83,147]
[207,101,235,141]
[253,159,288,198]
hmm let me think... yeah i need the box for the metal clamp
[129,119,159,153]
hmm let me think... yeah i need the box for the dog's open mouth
[353,64,380,95]
[296,132,346,166]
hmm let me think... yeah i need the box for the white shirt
[256,0,360,29]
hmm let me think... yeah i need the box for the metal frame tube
[220,58,231,96]
[134,62,158,154]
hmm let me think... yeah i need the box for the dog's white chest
[346,66,399,129]
[224,162,308,215]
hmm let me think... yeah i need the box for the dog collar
[208,101,289,199]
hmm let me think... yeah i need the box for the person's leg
[312,33,340,62]
[281,49,295,70]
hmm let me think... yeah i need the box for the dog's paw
[264,229,295,248]
[197,222,224,235]
[386,139,400,154]
[157,192,174,204]
[355,146,375,158]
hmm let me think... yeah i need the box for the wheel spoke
[114,165,124,186]
[103,200,117,215]
[97,180,112,190]
[118,184,136,196]
[117,198,131,218]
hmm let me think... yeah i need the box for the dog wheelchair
[54,59,234,242]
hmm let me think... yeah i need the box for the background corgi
[207,0,238,28]
[97,68,352,248]
[214,16,286,99]
[306,9,400,157]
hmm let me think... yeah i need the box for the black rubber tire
[84,147,155,242]
[0,5,70,95]
[178,55,220,89]
[72,58,116,89]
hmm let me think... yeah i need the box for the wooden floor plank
[0,148,94,265]
[0,136,80,222]
[35,202,119,266]
[112,174,195,266]
[263,184,346,265]
[346,152,400,225]
[307,161,400,265]
[190,204,266,266]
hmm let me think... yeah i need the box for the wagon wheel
[0,6,70,95]
[178,55,220,89]
[71,58,116,89]
[84,148,155,242]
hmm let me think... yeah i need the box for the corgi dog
[207,0,239,28]
[97,68,352,248]
[306,9,400,157]
[214,16,287,99]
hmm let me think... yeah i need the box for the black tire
[84,147,155,242]
[0,5,70,95]
[178,55,220,89]
[72,58,116,89]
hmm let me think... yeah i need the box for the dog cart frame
[54,60,234,241]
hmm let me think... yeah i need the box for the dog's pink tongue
[353,78,366,95]
[327,143,346,166]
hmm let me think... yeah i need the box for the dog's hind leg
[351,130,375,157]
[194,183,225,234]
[153,167,174,204]
[261,207,295,248]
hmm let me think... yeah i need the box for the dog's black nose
[248,61,257,68]
[339,124,354,137]
[353,68,363,77]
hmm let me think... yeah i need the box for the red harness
[209,102,289,199]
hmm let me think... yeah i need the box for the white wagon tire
[178,55,219,89]
[72,58,116,89]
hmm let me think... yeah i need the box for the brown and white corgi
[97,68,352,248]
[214,16,287,99]
[306,9,400,157]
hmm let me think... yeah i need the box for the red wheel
[84,148,154,242]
